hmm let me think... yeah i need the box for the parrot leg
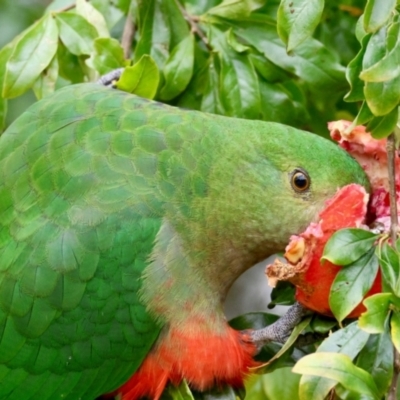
[249,302,311,348]
[97,68,124,87]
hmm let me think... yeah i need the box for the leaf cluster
[1,0,365,136]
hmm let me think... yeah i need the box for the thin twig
[56,2,76,13]
[174,0,212,51]
[121,9,135,59]
[387,134,399,244]
[387,133,400,400]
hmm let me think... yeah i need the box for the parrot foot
[97,68,124,87]
[249,302,310,348]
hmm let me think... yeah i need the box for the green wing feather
[0,85,168,399]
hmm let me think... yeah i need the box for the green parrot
[0,83,369,400]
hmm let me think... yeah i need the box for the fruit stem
[387,133,400,400]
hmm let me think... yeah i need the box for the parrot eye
[290,169,310,193]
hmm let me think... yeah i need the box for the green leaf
[208,25,261,119]
[376,241,400,293]
[162,0,190,48]
[352,101,374,127]
[91,0,124,30]
[201,56,224,115]
[356,14,368,43]
[367,107,399,139]
[249,53,290,83]
[160,34,194,101]
[55,12,98,56]
[226,29,250,53]
[269,281,296,308]
[236,23,346,92]
[358,293,393,333]
[165,380,195,400]
[391,310,400,353]
[206,0,252,20]
[32,54,59,99]
[229,312,279,331]
[362,25,400,116]
[299,322,370,400]
[365,76,400,116]
[360,22,400,82]
[134,0,170,69]
[329,248,379,323]
[246,367,300,400]
[356,328,393,397]
[293,353,380,400]
[3,14,58,99]
[277,0,324,52]
[344,33,371,102]
[57,42,84,83]
[116,55,160,99]
[87,37,125,75]
[322,229,378,266]
[364,0,396,33]
[0,43,13,130]
[76,0,109,38]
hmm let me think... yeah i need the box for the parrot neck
[140,220,270,330]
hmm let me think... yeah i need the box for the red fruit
[266,184,381,317]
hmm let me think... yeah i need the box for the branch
[174,0,212,51]
[387,133,399,400]
[121,10,135,59]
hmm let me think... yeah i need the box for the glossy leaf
[362,25,400,115]
[229,312,279,331]
[364,0,396,33]
[166,380,195,400]
[160,34,194,101]
[56,12,98,56]
[3,14,58,98]
[277,0,324,52]
[356,328,393,397]
[236,23,346,92]
[0,43,13,129]
[32,54,59,99]
[344,33,371,102]
[134,0,170,68]
[322,229,378,266]
[76,0,109,38]
[329,248,379,322]
[367,106,399,139]
[376,240,400,293]
[352,101,374,127]
[391,311,400,353]
[116,55,160,99]
[206,0,251,20]
[201,56,224,115]
[360,22,400,83]
[269,281,296,308]
[246,367,300,400]
[299,322,369,400]
[57,42,84,83]
[293,353,380,400]
[208,25,261,119]
[162,0,190,48]
[358,293,393,333]
[88,37,125,75]
[226,29,250,53]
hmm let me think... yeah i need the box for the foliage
[1,0,400,399]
